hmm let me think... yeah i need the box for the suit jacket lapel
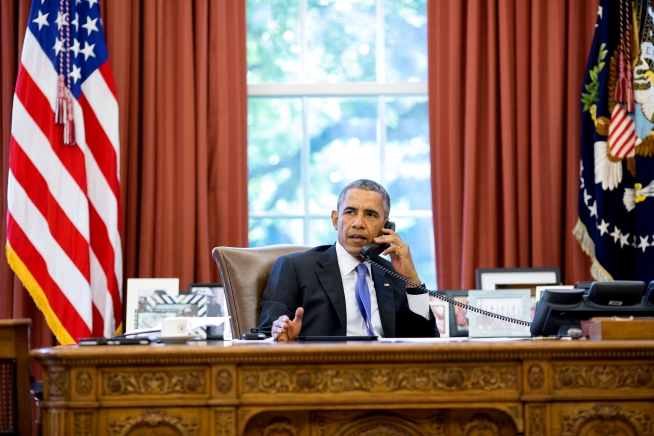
[372,266,396,337]
[316,245,347,332]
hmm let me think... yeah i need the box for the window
[246,0,436,288]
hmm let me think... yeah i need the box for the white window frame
[247,0,430,245]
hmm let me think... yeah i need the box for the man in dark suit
[259,179,439,341]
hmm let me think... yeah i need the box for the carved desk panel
[31,339,654,436]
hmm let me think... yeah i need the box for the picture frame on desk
[443,290,469,337]
[186,283,231,339]
[428,297,450,337]
[467,289,531,337]
[475,267,560,290]
[125,278,180,333]
[186,284,227,317]
[475,267,561,320]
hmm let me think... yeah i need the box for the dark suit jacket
[258,244,439,338]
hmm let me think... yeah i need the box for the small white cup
[161,317,192,336]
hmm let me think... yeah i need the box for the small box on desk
[581,317,654,340]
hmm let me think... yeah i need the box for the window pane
[385,0,427,82]
[249,218,304,246]
[306,0,377,82]
[248,98,303,213]
[394,217,437,290]
[308,98,379,214]
[247,0,300,84]
[308,218,336,247]
[384,97,432,211]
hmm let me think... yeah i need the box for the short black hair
[336,179,391,218]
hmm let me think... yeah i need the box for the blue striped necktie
[355,263,375,336]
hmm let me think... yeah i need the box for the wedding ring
[397,242,404,248]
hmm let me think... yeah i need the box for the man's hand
[374,228,421,286]
[271,307,304,341]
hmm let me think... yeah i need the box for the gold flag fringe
[6,242,76,345]
[573,219,614,282]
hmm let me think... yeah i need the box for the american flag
[7,0,122,344]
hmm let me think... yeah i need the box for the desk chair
[212,245,310,338]
[0,319,31,436]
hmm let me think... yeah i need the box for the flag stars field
[638,236,650,253]
[81,15,98,35]
[33,10,49,30]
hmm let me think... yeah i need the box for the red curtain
[0,0,248,355]
[428,0,599,289]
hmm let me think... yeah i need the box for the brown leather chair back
[212,245,310,338]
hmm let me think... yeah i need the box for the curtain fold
[429,0,599,289]
[102,0,249,287]
[1,0,248,353]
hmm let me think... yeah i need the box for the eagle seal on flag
[575,0,654,281]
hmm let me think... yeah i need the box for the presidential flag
[7,0,122,344]
[575,0,654,282]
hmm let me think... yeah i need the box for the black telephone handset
[360,220,396,260]
[360,221,531,328]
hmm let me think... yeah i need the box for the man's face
[331,188,387,259]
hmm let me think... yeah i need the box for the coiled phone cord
[366,258,532,327]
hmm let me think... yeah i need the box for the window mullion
[302,96,310,245]
[300,0,307,82]
[376,0,385,83]
[378,96,386,188]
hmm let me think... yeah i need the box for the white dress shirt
[335,242,430,337]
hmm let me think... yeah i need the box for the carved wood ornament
[107,410,199,436]
[528,406,547,436]
[242,366,518,395]
[215,369,233,395]
[561,403,652,436]
[102,371,206,396]
[48,367,68,398]
[554,365,654,390]
[74,412,92,436]
[527,365,545,390]
[76,371,93,396]
[214,409,235,436]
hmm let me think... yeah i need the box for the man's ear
[331,210,338,230]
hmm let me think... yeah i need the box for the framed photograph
[444,290,470,337]
[187,284,230,339]
[475,268,561,321]
[187,284,227,317]
[467,290,531,337]
[475,267,560,290]
[429,297,450,337]
[125,278,180,333]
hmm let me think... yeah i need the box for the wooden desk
[31,339,654,436]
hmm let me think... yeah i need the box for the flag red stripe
[614,130,637,157]
[14,65,88,194]
[91,304,104,337]
[88,204,122,326]
[609,113,630,146]
[9,137,91,282]
[7,213,91,338]
[78,94,121,202]
[610,114,635,156]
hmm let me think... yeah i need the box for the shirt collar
[335,241,370,277]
